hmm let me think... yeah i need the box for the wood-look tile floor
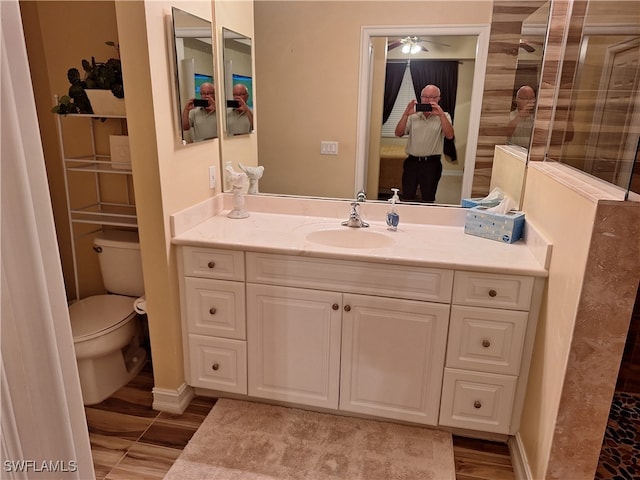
[86,361,515,480]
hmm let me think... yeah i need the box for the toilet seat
[70,295,136,342]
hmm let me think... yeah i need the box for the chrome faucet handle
[341,202,369,228]
[356,190,367,203]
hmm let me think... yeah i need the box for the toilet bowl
[70,295,147,405]
[69,230,147,405]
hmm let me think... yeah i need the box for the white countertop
[172,207,549,276]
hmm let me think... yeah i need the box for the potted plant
[52,41,125,115]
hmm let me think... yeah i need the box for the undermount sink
[305,228,395,249]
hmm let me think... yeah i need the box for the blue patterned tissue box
[461,197,502,208]
[464,206,525,243]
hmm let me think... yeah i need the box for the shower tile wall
[617,286,640,394]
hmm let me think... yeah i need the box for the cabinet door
[340,294,450,425]
[246,284,342,409]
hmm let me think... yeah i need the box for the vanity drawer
[188,334,247,394]
[246,252,453,303]
[184,277,246,339]
[446,306,528,375]
[453,271,534,311]
[439,368,517,434]
[182,247,245,281]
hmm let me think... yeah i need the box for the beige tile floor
[86,361,515,480]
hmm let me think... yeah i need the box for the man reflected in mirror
[227,84,253,135]
[395,85,454,203]
[506,85,536,148]
[182,82,217,142]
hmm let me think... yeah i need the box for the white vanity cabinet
[439,271,537,434]
[180,247,247,395]
[244,252,453,424]
[177,244,543,436]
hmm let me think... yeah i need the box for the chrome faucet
[356,189,367,203]
[341,202,369,228]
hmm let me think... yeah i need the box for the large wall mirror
[222,27,254,136]
[251,1,550,204]
[171,7,216,144]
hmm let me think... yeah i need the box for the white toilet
[69,229,147,405]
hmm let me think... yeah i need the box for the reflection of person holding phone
[507,85,536,148]
[226,84,253,135]
[395,84,454,203]
[181,82,217,142]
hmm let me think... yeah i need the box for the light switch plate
[209,165,216,189]
[320,141,338,155]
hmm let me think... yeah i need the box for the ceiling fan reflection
[387,36,452,54]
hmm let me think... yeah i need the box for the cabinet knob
[344,305,351,312]
[207,261,216,269]
[212,363,220,371]
[488,289,497,297]
[209,307,217,315]
[482,339,491,348]
[332,303,339,310]
[474,400,482,409]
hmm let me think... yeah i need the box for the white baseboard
[152,383,195,414]
[509,433,533,480]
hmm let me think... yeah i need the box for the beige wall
[518,165,597,477]
[519,163,640,479]
[254,0,492,199]
[21,1,123,299]
[115,0,223,391]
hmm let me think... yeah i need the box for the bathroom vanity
[173,196,549,437]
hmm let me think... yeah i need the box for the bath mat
[163,398,455,480]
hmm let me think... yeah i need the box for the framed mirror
[252,1,551,204]
[222,27,254,136]
[171,7,216,144]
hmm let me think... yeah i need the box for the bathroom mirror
[171,7,216,144]
[544,0,640,199]
[251,1,550,203]
[506,7,549,151]
[222,28,254,136]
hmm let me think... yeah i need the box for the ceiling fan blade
[419,38,451,48]
[519,41,536,53]
[387,39,402,50]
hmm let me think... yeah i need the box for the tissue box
[464,206,525,243]
[462,197,502,208]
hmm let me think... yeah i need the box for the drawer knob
[482,339,491,348]
[474,400,482,409]
[209,307,217,315]
[488,289,497,297]
[344,305,351,312]
[212,363,220,371]
[207,261,216,269]
[332,303,339,310]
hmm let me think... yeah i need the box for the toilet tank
[94,230,144,297]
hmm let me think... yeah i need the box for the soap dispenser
[386,188,400,231]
